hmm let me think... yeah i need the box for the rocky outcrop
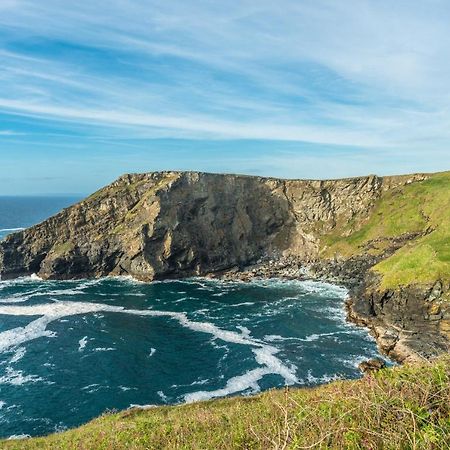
[347,276,449,362]
[358,358,386,374]
[0,171,426,281]
[0,170,447,363]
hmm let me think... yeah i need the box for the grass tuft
[3,356,449,449]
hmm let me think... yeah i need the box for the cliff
[0,171,429,281]
[0,170,449,361]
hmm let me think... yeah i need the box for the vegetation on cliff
[3,356,449,449]
[321,171,450,290]
[0,172,448,448]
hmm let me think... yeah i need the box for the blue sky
[1,1,450,194]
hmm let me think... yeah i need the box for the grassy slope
[3,357,449,449]
[321,171,450,290]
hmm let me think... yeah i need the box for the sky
[1,0,450,194]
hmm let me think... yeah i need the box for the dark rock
[0,170,448,364]
[358,358,386,374]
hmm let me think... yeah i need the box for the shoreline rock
[212,256,448,365]
[0,170,448,365]
[358,358,386,374]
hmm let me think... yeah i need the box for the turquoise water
[0,197,388,439]
[0,277,388,438]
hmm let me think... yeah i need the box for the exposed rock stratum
[1,171,449,362]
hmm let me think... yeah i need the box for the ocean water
[0,197,388,439]
[0,196,81,241]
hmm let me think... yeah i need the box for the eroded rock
[358,358,386,374]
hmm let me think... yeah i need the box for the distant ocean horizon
[0,196,82,241]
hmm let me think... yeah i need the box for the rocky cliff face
[1,170,447,362]
[0,171,425,281]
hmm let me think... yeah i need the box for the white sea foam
[264,334,287,342]
[81,383,104,394]
[295,279,348,298]
[0,400,6,409]
[194,277,348,299]
[128,404,156,410]
[81,383,99,390]
[191,378,209,386]
[212,292,227,297]
[157,391,168,402]
[185,335,297,403]
[29,273,43,281]
[171,378,210,389]
[149,348,156,357]
[0,316,57,354]
[0,367,43,385]
[305,370,342,384]
[0,287,83,303]
[0,296,30,304]
[264,331,346,343]
[0,228,25,233]
[78,336,88,351]
[112,275,146,284]
[339,351,387,369]
[0,277,104,300]
[7,434,30,440]
[9,347,26,364]
[0,299,299,402]
[185,367,269,403]
[0,275,43,290]
[76,278,103,288]
[236,326,251,336]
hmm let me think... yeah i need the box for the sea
[0,196,389,438]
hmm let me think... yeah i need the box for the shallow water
[0,275,389,438]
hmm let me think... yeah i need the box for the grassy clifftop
[3,357,449,449]
[321,171,450,290]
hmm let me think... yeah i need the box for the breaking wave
[0,275,390,438]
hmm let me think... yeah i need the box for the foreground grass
[3,357,449,450]
[321,171,450,289]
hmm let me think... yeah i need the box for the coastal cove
[0,274,389,438]
[0,170,448,443]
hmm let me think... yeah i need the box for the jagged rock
[1,171,417,282]
[0,170,448,363]
[427,281,443,302]
[358,358,386,374]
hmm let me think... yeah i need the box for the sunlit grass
[321,171,450,289]
[4,357,449,449]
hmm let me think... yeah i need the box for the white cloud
[0,130,24,136]
[0,0,450,154]
[0,98,387,146]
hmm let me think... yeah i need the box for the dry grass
[3,356,449,449]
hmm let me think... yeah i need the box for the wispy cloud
[0,0,449,193]
[0,129,24,136]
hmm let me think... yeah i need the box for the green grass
[3,357,449,449]
[50,240,74,256]
[321,171,450,289]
